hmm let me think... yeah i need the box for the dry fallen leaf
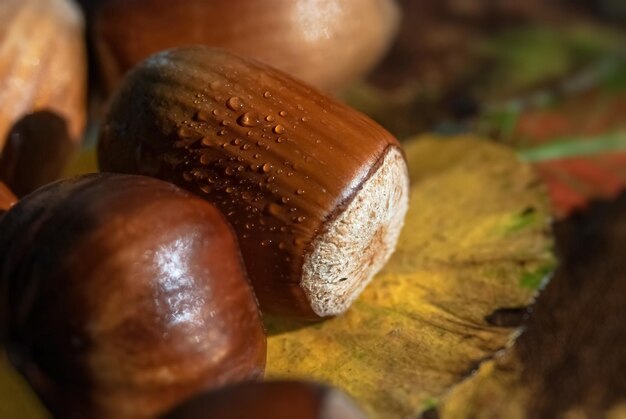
[436,195,626,419]
[266,136,555,417]
[0,136,555,418]
[0,355,47,418]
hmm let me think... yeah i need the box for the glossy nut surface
[0,174,266,419]
[161,380,366,419]
[98,48,410,319]
[93,0,399,92]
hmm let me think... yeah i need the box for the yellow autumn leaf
[437,192,626,419]
[63,144,97,177]
[265,136,555,418]
[0,136,554,418]
[0,355,48,418]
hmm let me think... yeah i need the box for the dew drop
[195,110,211,122]
[273,124,286,134]
[199,184,212,194]
[263,91,272,99]
[276,137,284,143]
[262,163,273,173]
[210,80,221,90]
[279,111,287,117]
[218,129,227,136]
[296,189,305,195]
[225,167,235,176]
[261,239,272,247]
[253,154,261,159]
[226,96,244,111]
[225,187,234,194]
[182,172,193,182]
[242,144,251,150]
[245,222,254,230]
[265,202,282,216]
[238,112,260,127]
[201,136,212,146]
[231,138,242,145]
[265,115,275,122]
[178,127,195,138]
[287,172,294,177]
[301,116,309,122]
[200,153,211,165]
[281,196,290,204]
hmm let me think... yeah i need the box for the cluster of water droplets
[171,85,324,260]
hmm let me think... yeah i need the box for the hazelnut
[161,380,366,419]
[0,0,87,150]
[0,174,266,419]
[98,47,410,319]
[92,0,399,92]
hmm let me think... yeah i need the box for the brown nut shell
[0,0,87,150]
[0,174,266,419]
[161,380,366,419]
[93,0,399,92]
[98,47,410,319]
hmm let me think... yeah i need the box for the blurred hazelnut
[0,111,76,197]
[0,0,87,150]
[93,0,399,92]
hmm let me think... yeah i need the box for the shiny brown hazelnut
[98,47,410,319]
[161,380,367,419]
[0,181,16,214]
[0,174,266,419]
[92,0,399,93]
[0,0,87,150]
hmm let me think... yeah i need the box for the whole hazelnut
[0,0,86,150]
[161,380,366,419]
[98,47,410,319]
[0,174,266,419]
[92,0,399,92]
